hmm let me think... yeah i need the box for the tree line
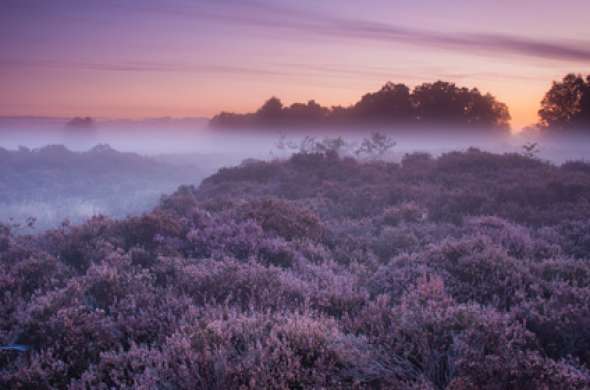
[211,74,590,133]
[210,81,511,131]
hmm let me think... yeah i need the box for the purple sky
[1,0,589,128]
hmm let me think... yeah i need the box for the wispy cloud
[2,1,585,82]
[0,59,286,76]
[332,21,590,63]
[146,0,590,63]
[0,57,548,90]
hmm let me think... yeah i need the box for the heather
[2,148,590,388]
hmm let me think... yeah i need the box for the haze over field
[1,1,590,389]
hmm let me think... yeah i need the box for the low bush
[2,149,590,388]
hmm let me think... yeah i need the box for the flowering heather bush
[2,149,590,388]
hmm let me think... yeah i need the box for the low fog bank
[1,117,588,163]
[1,119,588,231]
[0,143,214,232]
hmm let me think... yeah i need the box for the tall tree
[411,82,510,129]
[538,73,590,131]
[412,81,468,125]
[256,97,284,124]
[353,82,413,123]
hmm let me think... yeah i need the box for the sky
[1,0,589,129]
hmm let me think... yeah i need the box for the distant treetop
[65,116,96,129]
[210,81,511,131]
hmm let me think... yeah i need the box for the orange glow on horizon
[1,1,588,132]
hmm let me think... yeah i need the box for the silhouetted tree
[412,81,466,124]
[355,132,397,159]
[464,89,511,129]
[209,112,256,128]
[412,81,509,129]
[521,142,541,159]
[210,81,511,131]
[284,100,329,125]
[353,82,413,124]
[65,117,96,129]
[327,105,355,125]
[65,117,97,139]
[256,97,284,124]
[538,73,590,131]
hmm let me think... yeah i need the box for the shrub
[2,149,590,387]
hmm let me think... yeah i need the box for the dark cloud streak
[0,59,286,77]
[147,0,590,63]
[2,1,587,80]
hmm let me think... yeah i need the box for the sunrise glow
[2,0,589,129]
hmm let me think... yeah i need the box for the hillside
[1,149,590,388]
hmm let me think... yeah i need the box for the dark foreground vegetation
[2,148,590,389]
